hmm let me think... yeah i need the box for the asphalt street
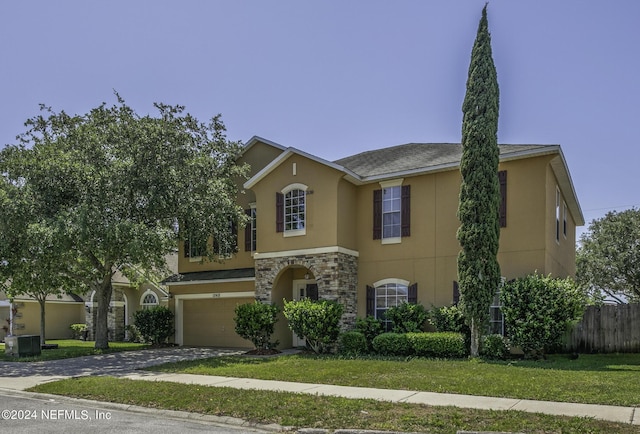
[0,389,272,434]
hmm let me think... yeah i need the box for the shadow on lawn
[481,353,640,372]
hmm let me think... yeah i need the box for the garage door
[182,298,253,348]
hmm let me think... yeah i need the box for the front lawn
[147,353,640,407]
[29,377,637,434]
[0,340,148,362]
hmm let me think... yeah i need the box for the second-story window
[285,189,305,231]
[276,184,308,237]
[382,186,401,239]
[373,179,410,243]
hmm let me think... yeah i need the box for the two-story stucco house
[165,136,583,348]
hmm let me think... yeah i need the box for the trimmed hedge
[372,332,412,356]
[337,331,368,356]
[371,332,468,358]
[407,332,468,358]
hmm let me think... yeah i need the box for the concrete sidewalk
[118,371,639,425]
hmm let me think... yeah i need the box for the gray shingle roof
[334,143,556,178]
[163,267,255,284]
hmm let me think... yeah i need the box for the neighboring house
[0,291,85,341]
[84,255,177,341]
[165,136,584,349]
[0,255,176,342]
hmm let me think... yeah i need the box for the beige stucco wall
[354,154,576,318]
[251,154,346,252]
[12,301,84,340]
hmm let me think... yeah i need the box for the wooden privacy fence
[565,303,640,353]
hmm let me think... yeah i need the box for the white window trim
[555,186,561,244]
[140,289,159,309]
[282,183,308,237]
[563,201,568,239]
[373,278,410,287]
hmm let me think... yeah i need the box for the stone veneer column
[255,250,358,329]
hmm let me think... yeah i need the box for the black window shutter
[453,281,460,305]
[401,185,411,237]
[244,209,252,251]
[366,285,375,316]
[276,192,284,233]
[408,282,418,304]
[498,170,507,228]
[183,238,190,258]
[306,284,319,301]
[373,189,382,239]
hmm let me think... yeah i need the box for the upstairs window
[373,180,410,243]
[563,201,567,238]
[214,216,238,258]
[276,184,307,236]
[383,186,402,239]
[555,187,561,242]
[184,231,207,258]
[244,207,257,252]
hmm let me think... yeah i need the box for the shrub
[385,302,428,333]
[234,301,280,351]
[501,273,587,358]
[372,332,412,356]
[337,331,368,356]
[125,324,142,343]
[69,323,87,340]
[407,332,468,358]
[354,316,383,351]
[480,334,510,360]
[133,306,174,345]
[428,305,466,333]
[283,298,344,354]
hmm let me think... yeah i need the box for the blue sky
[2,1,639,239]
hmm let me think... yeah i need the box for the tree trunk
[38,299,46,348]
[470,317,480,357]
[94,277,113,350]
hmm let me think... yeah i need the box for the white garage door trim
[174,291,255,346]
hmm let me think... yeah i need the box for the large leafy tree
[576,209,640,303]
[0,178,76,345]
[0,96,247,349]
[457,5,501,357]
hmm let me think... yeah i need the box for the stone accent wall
[255,250,359,329]
[85,288,126,341]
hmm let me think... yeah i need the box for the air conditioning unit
[4,335,41,357]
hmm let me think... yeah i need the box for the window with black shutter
[498,170,507,228]
[373,184,410,240]
[276,192,284,233]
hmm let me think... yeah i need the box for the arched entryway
[271,265,317,348]
[255,247,359,349]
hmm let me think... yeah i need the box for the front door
[292,281,308,347]
[291,280,317,348]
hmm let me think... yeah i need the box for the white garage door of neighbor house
[182,298,252,348]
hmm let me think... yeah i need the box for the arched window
[373,278,409,331]
[140,290,159,310]
[277,183,308,236]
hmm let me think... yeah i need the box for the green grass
[0,340,148,361]
[29,376,637,434]
[146,353,640,407]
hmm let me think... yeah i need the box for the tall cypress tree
[457,4,501,357]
